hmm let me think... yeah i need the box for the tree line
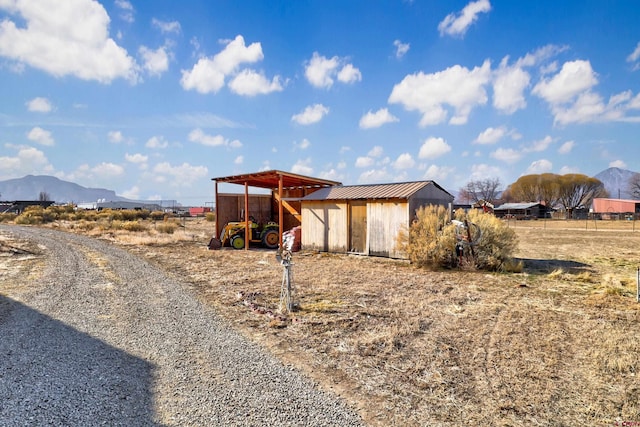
[459,173,610,217]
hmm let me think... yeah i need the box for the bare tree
[557,174,607,218]
[39,191,51,202]
[628,173,640,199]
[458,178,502,204]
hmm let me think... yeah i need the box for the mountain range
[0,169,638,205]
[593,167,638,199]
[0,175,128,204]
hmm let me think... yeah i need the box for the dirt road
[0,226,363,426]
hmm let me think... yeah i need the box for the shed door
[349,201,367,253]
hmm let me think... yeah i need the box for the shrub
[121,220,147,232]
[150,211,166,221]
[205,212,216,222]
[461,209,518,271]
[0,213,17,223]
[397,205,456,268]
[398,205,518,271]
[156,222,177,234]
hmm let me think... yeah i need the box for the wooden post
[278,173,284,247]
[214,180,219,240]
[244,181,249,250]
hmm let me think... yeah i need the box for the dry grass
[7,218,640,425]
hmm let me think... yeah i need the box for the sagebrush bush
[397,205,456,268]
[156,222,177,234]
[121,220,147,232]
[398,205,518,271]
[0,213,17,223]
[205,212,216,222]
[461,209,518,271]
[150,211,166,221]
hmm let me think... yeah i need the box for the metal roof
[301,181,450,201]
[212,169,340,190]
[494,202,544,210]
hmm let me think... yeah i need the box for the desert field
[3,217,640,426]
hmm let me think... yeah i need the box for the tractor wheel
[230,234,245,250]
[261,229,279,249]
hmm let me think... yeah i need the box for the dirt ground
[3,218,640,426]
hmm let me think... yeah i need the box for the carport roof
[212,170,340,190]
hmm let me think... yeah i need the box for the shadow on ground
[517,258,593,275]
[0,295,161,426]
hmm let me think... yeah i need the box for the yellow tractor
[209,217,279,250]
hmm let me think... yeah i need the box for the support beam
[278,173,284,247]
[244,182,249,250]
[214,180,219,240]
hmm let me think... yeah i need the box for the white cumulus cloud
[291,104,329,125]
[526,159,553,174]
[152,18,181,34]
[393,40,410,59]
[125,153,148,164]
[27,127,54,146]
[532,60,598,105]
[609,159,627,169]
[438,0,491,38]
[291,158,313,176]
[393,153,415,170]
[490,147,522,163]
[0,145,53,180]
[558,140,575,154]
[355,156,374,168]
[180,35,265,94]
[188,128,242,147]
[146,135,169,149]
[474,126,506,144]
[423,164,454,182]
[304,52,361,89]
[418,137,451,159]
[389,60,491,126]
[359,108,399,129]
[26,97,53,113]
[228,69,283,96]
[153,162,208,186]
[139,45,169,76]
[0,0,139,83]
[108,130,124,143]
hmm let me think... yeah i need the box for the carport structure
[212,170,340,249]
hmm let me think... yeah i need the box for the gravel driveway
[0,226,364,426]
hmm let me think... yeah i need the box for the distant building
[591,198,640,219]
[0,200,55,214]
[96,201,163,211]
[188,207,212,217]
[493,202,551,219]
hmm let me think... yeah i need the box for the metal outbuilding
[300,181,454,259]
[493,202,551,219]
[591,198,640,218]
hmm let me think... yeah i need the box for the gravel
[0,226,365,426]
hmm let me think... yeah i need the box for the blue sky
[2,0,640,206]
